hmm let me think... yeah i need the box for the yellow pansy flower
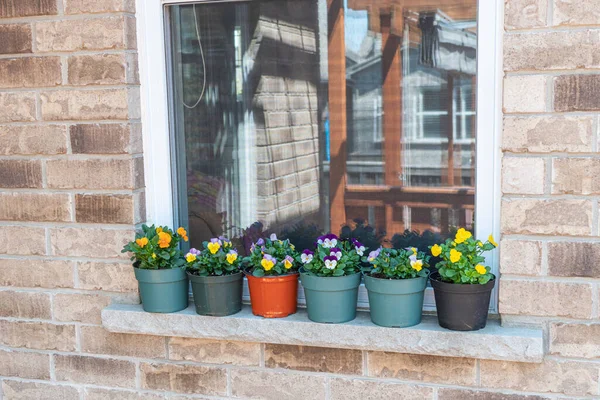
[411,260,423,271]
[207,242,221,254]
[431,244,442,257]
[151,253,157,259]
[156,227,163,234]
[477,241,483,247]
[261,258,274,271]
[455,228,472,244]
[475,264,487,275]
[226,252,238,264]
[449,249,462,263]
[157,232,172,249]
[136,237,148,248]
[488,234,498,247]
[411,247,417,255]
[186,253,197,263]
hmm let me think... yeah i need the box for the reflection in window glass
[169,0,477,257]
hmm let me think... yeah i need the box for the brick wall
[1,0,600,399]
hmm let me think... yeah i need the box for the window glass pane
[169,0,477,256]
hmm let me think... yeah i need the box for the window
[144,0,501,310]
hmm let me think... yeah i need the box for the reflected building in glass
[168,0,477,255]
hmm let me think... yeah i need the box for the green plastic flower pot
[188,271,243,316]
[364,273,429,328]
[134,267,188,313]
[300,270,361,323]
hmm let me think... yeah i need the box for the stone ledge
[102,304,544,363]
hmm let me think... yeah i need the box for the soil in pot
[188,271,243,316]
[364,273,428,328]
[245,270,298,318]
[134,266,189,313]
[430,271,495,331]
[300,271,361,323]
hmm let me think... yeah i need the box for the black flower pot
[430,272,495,331]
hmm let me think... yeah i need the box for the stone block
[81,326,166,358]
[0,57,61,88]
[1,381,79,400]
[501,157,545,194]
[140,363,227,396]
[502,116,593,153]
[367,352,476,385]
[50,227,133,258]
[68,54,136,85]
[76,261,137,292]
[47,158,142,189]
[0,159,42,188]
[265,344,362,374]
[554,0,600,26]
[500,239,542,275]
[330,378,434,400]
[0,226,45,255]
[505,30,600,71]
[0,259,74,288]
[64,0,135,14]
[439,388,551,400]
[499,280,593,319]
[55,355,136,388]
[501,199,592,236]
[0,320,76,351]
[0,290,50,319]
[505,0,547,30]
[169,337,260,366]
[75,194,136,224]
[552,158,600,195]
[554,74,600,112]
[84,388,166,400]
[36,16,135,52]
[550,322,600,358]
[0,92,36,122]
[0,349,49,379]
[53,293,112,324]
[0,0,57,17]
[480,359,599,396]
[230,369,326,400]
[548,241,600,278]
[40,89,134,121]
[0,192,71,222]
[70,123,136,154]
[0,24,32,54]
[504,75,546,113]
[0,125,67,155]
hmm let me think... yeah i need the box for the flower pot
[299,271,361,323]
[245,271,298,318]
[430,272,495,331]
[188,271,243,316]
[134,267,188,313]
[364,273,428,328]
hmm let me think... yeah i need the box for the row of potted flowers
[122,226,497,331]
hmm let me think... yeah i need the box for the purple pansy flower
[256,238,265,246]
[329,247,342,260]
[301,249,314,264]
[189,248,201,256]
[324,255,338,270]
[269,233,278,241]
[367,248,381,262]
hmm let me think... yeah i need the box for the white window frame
[136,0,503,312]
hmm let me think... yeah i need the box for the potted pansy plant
[299,234,365,323]
[122,225,189,313]
[429,228,498,331]
[364,247,430,327]
[244,234,299,318]
[185,237,243,316]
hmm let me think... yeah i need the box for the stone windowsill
[102,304,544,363]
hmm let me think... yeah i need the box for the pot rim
[363,270,430,282]
[299,268,362,279]
[243,268,299,279]
[430,271,496,293]
[187,270,243,281]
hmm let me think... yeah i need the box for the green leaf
[253,269,265,277]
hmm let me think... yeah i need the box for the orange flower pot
[245,272,299,318]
